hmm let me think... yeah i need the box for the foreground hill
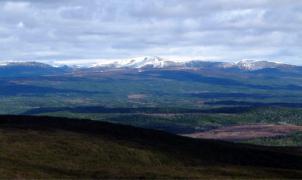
[0,115,302,179]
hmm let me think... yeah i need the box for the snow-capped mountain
[92,56,183,69]
[0,57,297,71]
[91,57,294,71]
[184,59,295,71]
[221,60,293,71]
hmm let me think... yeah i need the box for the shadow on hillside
[1,115,302,171]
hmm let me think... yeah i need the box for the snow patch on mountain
[91,56,184,69]
[214,60,292,71]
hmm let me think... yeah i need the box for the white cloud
[3,1,30,13]
[17,21,24,28]
[0,0,301,64]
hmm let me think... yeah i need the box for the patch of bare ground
[128,94,146,100]
[183,124,302,141]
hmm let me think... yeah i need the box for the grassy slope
[0,116,302,179]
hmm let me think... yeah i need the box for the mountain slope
[0,61,70,77]
[0,115,302,179]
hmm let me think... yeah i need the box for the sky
[0,0,301,64]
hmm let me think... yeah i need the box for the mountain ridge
[0,57,297,71]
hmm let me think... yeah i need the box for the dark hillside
[0,115,302,178]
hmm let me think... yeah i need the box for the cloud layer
[0,0,301,64]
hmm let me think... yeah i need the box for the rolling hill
[0,115,302,179]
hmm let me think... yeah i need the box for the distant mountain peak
[124,56,180,68]
[0,61,52,68]
[92,56,183,69]
[233,60,291,71]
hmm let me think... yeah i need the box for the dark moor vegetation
[0,115,302,179]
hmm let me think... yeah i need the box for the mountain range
[94,57,294,71]
[0,57,297,71]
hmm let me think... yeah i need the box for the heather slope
[0,115,301,179]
